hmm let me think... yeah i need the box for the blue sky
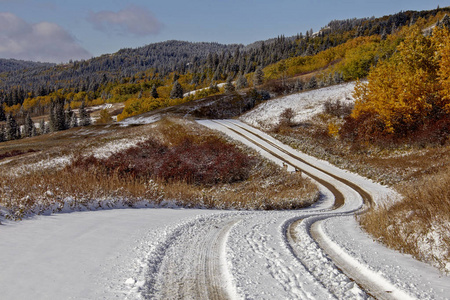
[0,0,445,63]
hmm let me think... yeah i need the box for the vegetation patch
[359,167,450,273]
[0,118,318,221]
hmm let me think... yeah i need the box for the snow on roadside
[0,208,219,300]
[320,216,450,299]
[241,82,356,129]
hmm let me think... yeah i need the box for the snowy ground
[1,119,448,299]
[241,82,356,129]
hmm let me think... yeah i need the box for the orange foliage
[351,26,449,137]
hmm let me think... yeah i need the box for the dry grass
[0,117,318,221]
[359,167,450,273]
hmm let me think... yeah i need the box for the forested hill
[0,6,448,116]
[0,59,54,73]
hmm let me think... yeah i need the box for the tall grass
[359,167,450,273]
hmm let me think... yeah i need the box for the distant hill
[0,6,448,111]
[0,58,54,73]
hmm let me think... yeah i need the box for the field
[0,117,318,221]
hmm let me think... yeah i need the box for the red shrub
[70,136,254,186]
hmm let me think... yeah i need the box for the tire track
[150,215,241,300]
[203,119,416,300]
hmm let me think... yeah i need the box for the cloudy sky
[0,0,444,63]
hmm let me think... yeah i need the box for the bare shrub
[323,99,354,118]
[279,108,295,127]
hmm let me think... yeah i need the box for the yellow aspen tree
[432,26,450,113]
[352,25,440,135]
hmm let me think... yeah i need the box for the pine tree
[23,113,34,138]
[253,67,264,86]
[0,125,5,142]
[170,80,184,99]
[236,73,248,90]
[209,81,219,93]
[5,113,19,141]
[78,101,91,126]
[0,104,5,122]
[39,119,48,134]
[70,113,78,128]
[224,77,235,93]
[151,84,159,98]
[65,105,75,128]
[49,99,66,132]
[305,76,317,89]
[294,79,303,92]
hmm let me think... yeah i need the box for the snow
[320,216,450,299]
[183,82,226,97]
[241,82,356,129]
[1,85,449,298]
[5,155,73,177]
[91,137,146,159]
[119,114,161,126]
[0,209,219,300]
[1,119,449,298]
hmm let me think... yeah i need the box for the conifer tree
[0,104,5,122]
[49,99,66,132]
[294,79,304,92]
[5,113,19,141]
[224,77,235,93]
[305,76,317,89]
[151,84,159,98]
[236,73,248,90]
[39,119,48,134]
[69,113,78,128]
[23,112,34,138]
[65,105,75,128]
[253,67,264,86]
[78,101,91,126]
[170,80,184,99]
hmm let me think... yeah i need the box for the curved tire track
[202,119,416,300]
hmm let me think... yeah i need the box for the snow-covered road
[1,120,449,299]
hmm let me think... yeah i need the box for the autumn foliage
[71,122,254,185]
[346,25,450,144]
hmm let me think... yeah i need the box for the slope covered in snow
[241,82,356,129]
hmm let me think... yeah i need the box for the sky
[0,0,445,63]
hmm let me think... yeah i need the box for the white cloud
[0,12,91,63]
[88,5,162,37]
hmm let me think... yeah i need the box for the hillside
[0,59,53,73]
[1,7,448,126]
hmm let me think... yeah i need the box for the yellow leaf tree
[351,25,447,138]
